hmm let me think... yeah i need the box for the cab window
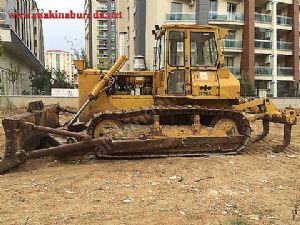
[168,31,185,67]
[190,32,218,67]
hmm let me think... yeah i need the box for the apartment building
[85,0,116,69]
[45,50,75,85]
[116,0,300,97]
[0,0,45,95]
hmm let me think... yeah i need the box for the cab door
[166,30,191,95]
[189,31,220,97]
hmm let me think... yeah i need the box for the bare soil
[0,109,299,225]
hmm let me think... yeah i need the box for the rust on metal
[24,122,91,141]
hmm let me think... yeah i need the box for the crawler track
[87,105,251,157]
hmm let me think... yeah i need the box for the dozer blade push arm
[66,55,128,128]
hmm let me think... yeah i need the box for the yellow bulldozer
[0,24,297,173]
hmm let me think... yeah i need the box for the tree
[79,48,89,68]
[65,37,89,67]
[7,63,21,95]
[51,69,71,88]
[29,70,52,95]
[0,37,3,57]
[279,81,297,97]
[97,55,113,70]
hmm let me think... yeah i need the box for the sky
[35,0,85,52]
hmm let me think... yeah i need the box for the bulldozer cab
[154,25,227,97]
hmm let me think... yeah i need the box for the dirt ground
[0,109,299,225]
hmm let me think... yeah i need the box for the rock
[195,176,214,182]
[225,203,237,208]
[247,214,260,221]
[180,210,186,215]
[168,176,184,182]
[287,154,297,159]
[259,177,269,183]
[123,197,132,203]
[188,187,199,192]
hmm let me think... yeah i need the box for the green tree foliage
[79,48,89,68]
[29,70,52,95]
[7,63,21,95]
[51,69,72,88]
[278,81,297,97]
[30,69,72,95]
[0,38,3,57]
[97,56,113,70]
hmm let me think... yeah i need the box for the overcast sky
[35,0,85,52]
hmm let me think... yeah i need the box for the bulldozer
[0,24,297,173]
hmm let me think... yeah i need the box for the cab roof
[161,24,219,30]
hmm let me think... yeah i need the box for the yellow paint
[76,24,296,127]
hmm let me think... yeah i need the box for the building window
[225,56,234,67]
[127,26,130,41]
[255,28,271,40]
[227,2,237,13]
[171,2,182,13]
[56,54,60,70]
[225,30,236,39]
[127,7,130,21]
[210,0,217,12]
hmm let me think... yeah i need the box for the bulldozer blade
[21,135,248,159]
[0,155,23,174]
[1,101,59,159]
[0,135,247,173]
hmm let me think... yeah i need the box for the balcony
[97,44,107,49]
[277,15,292,26]
[165,11,244,23]
[97,5,115,11]
[98,6,107,10]
[221,39,242,49]
[255,13,272,24]
[166,13,196,22]
[277,41,292,51]
[98,25,108,30]
[99,54,108,58]
[255,66,293,76]
[278,67,293,76]
[255,66,272,75]
[227,67,241,76]
[209,12,244,22]
[97,35,108,40]
[255,40,272,49]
